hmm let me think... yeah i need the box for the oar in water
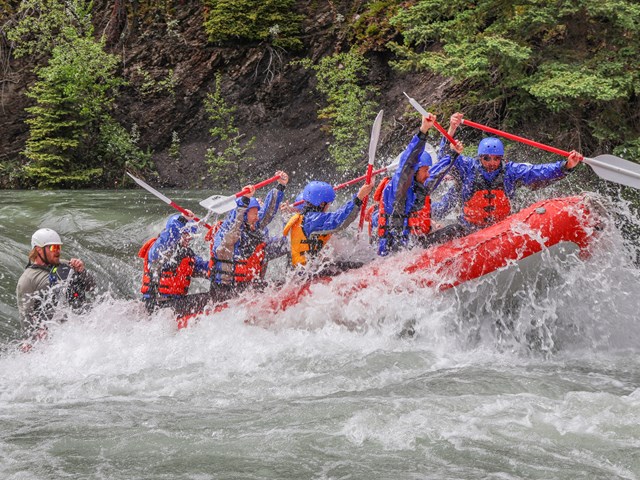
[199,175,281,213]
[461,119,640,190]
[291,156,402,208]
[126,172,213,229]
[358,109,384,231]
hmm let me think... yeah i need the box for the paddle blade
[199,194,237,214]
[126,172,172,204]
[368,110,383,166]
[585,154,640,189]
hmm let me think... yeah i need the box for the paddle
[358,110,384,231]
[461,119,640,189]
[291,156,402,208]
[403,92,458,146]
[199,174,281,213]
[126,172,213,229]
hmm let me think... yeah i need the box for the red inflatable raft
[180,195,603,327]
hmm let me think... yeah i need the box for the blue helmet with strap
[303,181,335,207]
[415,142,436,170]
[236,197,261,210]
[478,137,504,156]
[165,214,197,240]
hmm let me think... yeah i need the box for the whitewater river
[1,188,640,479]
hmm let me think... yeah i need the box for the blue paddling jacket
[433,138,571,229]
[211,186,284,285]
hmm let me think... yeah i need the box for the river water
[1,188,640,479]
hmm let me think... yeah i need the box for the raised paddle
[291,155,402,208]
[461,119,640,189]
[126,172,213,229]
[403,92,458,146]
[358,109,384,231]
[199,174,281,213]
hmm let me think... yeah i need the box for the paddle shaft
[461,119,640,185]
[292,165,392,208]
[358,163,374,231]
[404,93,457,146]
[237,175,281,198]
[127,172,213,229]
[461,119,571,157]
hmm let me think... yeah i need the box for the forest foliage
[1,0,639,188]
[5,0,151,188]
[386,0,640,157]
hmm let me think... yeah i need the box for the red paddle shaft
[461,119,572,158]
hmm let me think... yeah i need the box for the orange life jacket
[283,213,332,267]
[463,168,511,227]
[138,237,196,296]
[364,204,376,239]
[374,177,391,238]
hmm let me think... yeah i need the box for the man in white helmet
[15,228,94,341]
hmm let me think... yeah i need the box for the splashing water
[1,189,639,479]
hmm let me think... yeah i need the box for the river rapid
[1,188,640,479]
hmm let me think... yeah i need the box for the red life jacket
[139,238,157,295]
[374,177,391,238]
[463,168,511,227]
[213,242,267,284]
[139,237,196,296]
[407,195,431,236]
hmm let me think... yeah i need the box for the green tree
[389,0,640,157]
[7,0,93,58]
[205,72,255,186]
[299,51,379,171]
[96,120,153,186]
[22,31,123,187]
[203,0,303,49]
[9,0,151,188]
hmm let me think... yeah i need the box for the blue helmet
[478,137,504,156]
[415,143,436,170]
[236,197,261,210]
[303,181,335,207]
[165,214,196,240]
[294,192,304,211]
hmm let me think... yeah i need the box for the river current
[1,186,639,479]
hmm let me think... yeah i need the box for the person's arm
[258,171,288,227]
[305,184,373,235]
[426,139,465,195]
[390,115,436,226]
[431,184,460,220]
[437,112,464,157]
[192,255,210,277]
[265,235,290,260]
[16,269,50,331]
[214,205,247,263]
[509,160,570,191]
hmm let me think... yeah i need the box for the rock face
[0,1,448,188]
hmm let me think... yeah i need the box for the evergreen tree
[22,31,122,187]
[299,51,379,171]
[205,72,255,187]
[389,0,640,156]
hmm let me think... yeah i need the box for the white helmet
[31,228,63,248]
